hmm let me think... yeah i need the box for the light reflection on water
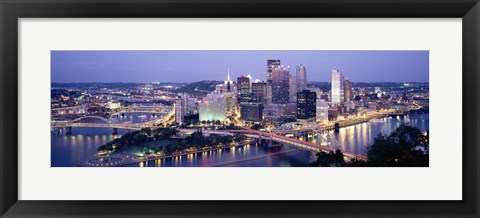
[331,114,429,155]
[51,113,428,167]
[122,143,312,167]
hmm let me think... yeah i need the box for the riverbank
[322,112,394,131]
[79,140,255,167]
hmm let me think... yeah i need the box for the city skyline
[51,50,429,83]
[51,50,429,168]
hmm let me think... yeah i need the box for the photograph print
[51,50,429,167]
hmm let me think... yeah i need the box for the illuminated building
[367,102,378,111]
[289,75,297,102]
[214,69,237,114]
[106,102,121,109]
[252,81,269,103]
[266,85,272,103]
[271,66,290,104]
[240,103,263,123]
[175,93,197,124]
[283,103,297,118]
[175,97,185,124]
[296,64,307,92]
[308,87,322,98]
[237,75,251,95]
[344,79,353,102]
[296,90,317,120]
[316,99,329,123]
[331,69,344,105]
[328,107,339,120]
[267,59,281,84]
[237,75,253,104]
[199,101,227,122]
[320,93,329,102]
[262,103,283,126]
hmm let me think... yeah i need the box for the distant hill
[174,80,222,96]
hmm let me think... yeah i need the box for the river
[51,113,429,167]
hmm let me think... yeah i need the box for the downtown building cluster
[174,59,422,128]
[175,60,327,127]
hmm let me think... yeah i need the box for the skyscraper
[331,69,344,105]
[271,66,290,104]
[316,99,329,123]
[237,75,251,95]
[297,90,317,120]
[224,68,235,93]
[289,75,297,102]
[175,95,185,124]
[214,69,237,114]
[175,93,197,124]
[252,81,269,104]
[344,79,353,102]
[296,64,307,92]
[267,60,281,84]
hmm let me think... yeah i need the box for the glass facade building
[296,90,317,119]
[331,69,344,105]
[296,64,307,92]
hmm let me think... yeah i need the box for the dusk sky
[51,50,429,83]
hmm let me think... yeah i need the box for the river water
[51,113,429,167]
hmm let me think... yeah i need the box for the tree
[133,134,148,145]
[311,125,429,167]
[310,150,345,167]
[141,128,152,136]
[366,124,428,167]
[251,124,264,130]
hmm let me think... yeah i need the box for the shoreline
[79,141,256,167]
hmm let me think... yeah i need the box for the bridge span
[178,128,367,161]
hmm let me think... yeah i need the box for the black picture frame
[1,0,479,217]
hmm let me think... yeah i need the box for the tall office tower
[296,64,307,92]
[289,75,297,102]
[237,75,251,95]
[267,60,281,84]
[266,85,272,103]
[224,68,235,93]
[316,99,329,123]
[331,69,344,105]
[175,93,190,124]
[296,90,317,119]
[252,81,268,103]
[247,74,253,93]
[344,79,353,102]
[219,69,236,113]
[175,97,185,124]
[271,66,290,104]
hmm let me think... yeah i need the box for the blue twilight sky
[51,50,429,83]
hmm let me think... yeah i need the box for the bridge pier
[334,123,340,133]
[66,127,72,135]
[112,128,118,134]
